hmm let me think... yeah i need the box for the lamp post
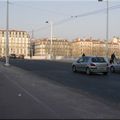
[98,0,109,58]
[106,0,109,58]
[46,21,53,60]
[30,30,34,59]
[5,0,10,66]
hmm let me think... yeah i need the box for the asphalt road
[9,59,120,109]
[0,68,58,119]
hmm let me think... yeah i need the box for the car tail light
[90,63,96,66]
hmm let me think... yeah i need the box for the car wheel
[110,66,115,73]
[86,68,91,75]
[72,65,77,72]
[103,72,108,75]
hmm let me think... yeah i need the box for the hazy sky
[0,0,120,40]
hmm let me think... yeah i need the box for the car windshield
[92,57,106,63]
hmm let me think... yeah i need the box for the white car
[72,56,109,75]
[110,63,120,73]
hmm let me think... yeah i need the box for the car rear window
[92,57,106,63]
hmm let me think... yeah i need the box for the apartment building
[108,37,120,58]
[34,38,71,59]
[0,30,30,57]
[71,37,120,58]
[99,40,106,56]
[1,29,119,59]
[33,37,120,59]
[92,39,105,56]
[71,38,95,58]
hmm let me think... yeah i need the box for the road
[9,59,120,109]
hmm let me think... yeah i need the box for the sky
[0,0,120,41]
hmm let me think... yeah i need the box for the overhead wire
[10,2,120,35]
[33,4,120,33]
[54,4,120,26]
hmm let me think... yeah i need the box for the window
[2,32,4,37]
[23,32,25,37]
[92,57,106,63]
[78,57,84,62]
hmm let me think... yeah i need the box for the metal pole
[50,21,53,60]
[5,0,9,66]
[98,0,109,59]
[45,21,53,59]
[106,0,109,58]
[30,30,33,59]
[31,30,34,57]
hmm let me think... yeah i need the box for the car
[72,56,109,75]
[18,54,24,59]
[9,54,16,59]
[0,56,5,61]
[110,62,120,73]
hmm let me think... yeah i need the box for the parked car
[72,56,109,75]
[9,54,16,59]
[18,54,24,59]
[0,56,5,61]
[110,62,120,73]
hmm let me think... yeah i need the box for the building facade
[71,38,93,57]
[34,38,71,59]
[108,37,120,58]
[33,37,120,59]
[71,37,120,58]
[0,30,30,57]
[1,29,119,60]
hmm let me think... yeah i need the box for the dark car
[10,54,16,59]
[18,54,24,59]
[0,56,5,61]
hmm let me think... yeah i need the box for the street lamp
[98,0,109,58]
[46,21,53,60]
[5,0,10,66]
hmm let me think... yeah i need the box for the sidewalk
[0,62,120,119]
